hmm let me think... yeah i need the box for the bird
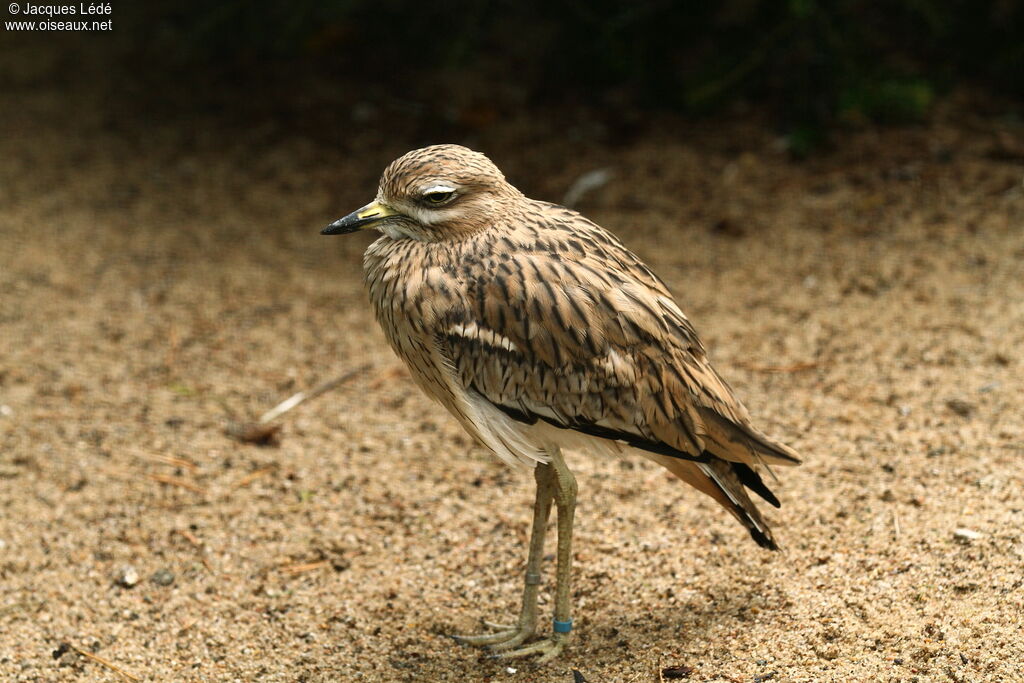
[322,144,802,662]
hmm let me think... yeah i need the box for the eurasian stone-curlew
[323,144,802,661]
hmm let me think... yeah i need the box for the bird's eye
[423,190,454,205]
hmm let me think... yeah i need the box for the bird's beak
[322,201,398,235]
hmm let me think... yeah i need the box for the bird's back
[364,196,801,548]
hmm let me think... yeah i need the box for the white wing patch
[657,295,687,319]
[448,321,520,353]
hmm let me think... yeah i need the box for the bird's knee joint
[554,488,576,508]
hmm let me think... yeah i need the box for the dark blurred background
[6,0,1023,156]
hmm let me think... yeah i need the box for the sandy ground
[1,81,1023,683]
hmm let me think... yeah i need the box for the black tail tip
[749,526,779,551]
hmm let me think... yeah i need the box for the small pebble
[115,565,140,588]
[945,398,975,417]
[151,568,175,586]
[505,666,517,674]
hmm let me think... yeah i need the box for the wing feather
[440,212,800,469]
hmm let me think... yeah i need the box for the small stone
[953,528,983,542]
[946,398,975,417]
[151,568,175,586]
[710,217,746,238]
[115,565,140,588]
[505,666,517,674]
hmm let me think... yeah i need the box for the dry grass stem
[69,644,141,682]
[280,560,330,575]
[258,363,372,424]
[175,528,202,547]
[145,473,206,494]
[230,466,277,491]
[135,451,199,472]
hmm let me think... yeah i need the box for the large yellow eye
[423,190,454,204]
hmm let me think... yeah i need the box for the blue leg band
[553,619,573,634]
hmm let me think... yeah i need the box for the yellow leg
[453,462,555,648]
[497,448,576,662]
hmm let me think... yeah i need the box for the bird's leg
[453,462,555,648]
[498,448,577,663]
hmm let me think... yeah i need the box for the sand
[1,85,1023,682]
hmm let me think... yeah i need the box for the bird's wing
[437,213,801,469]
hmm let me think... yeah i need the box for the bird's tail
[650,454,780,550]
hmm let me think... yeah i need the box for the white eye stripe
[423,184,455,195]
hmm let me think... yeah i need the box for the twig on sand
[258,364,372,424]
[135,451,198,472]
[145,473,206,494]
[175,528,202,547]
[230,466,277,491]
[68,643,140,682]
[226,364,372,445]
[737,360,819,374]
[280,560,330,576]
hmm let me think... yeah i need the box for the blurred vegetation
[103,1,1024,136]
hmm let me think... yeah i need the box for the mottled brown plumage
[324,144,802,660]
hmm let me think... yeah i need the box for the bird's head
[323,144,521,242]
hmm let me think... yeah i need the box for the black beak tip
[321,220,355,235]
[322,208,378,235]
